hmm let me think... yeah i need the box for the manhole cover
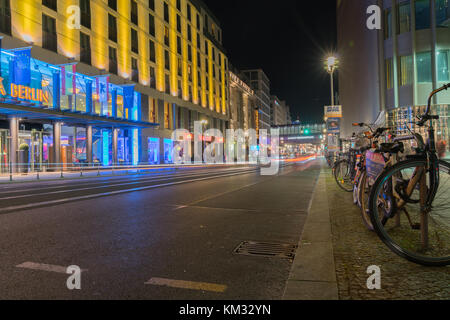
[234,241,298,259]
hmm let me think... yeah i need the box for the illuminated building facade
[270,95,291,126]
[338,0,449,154]
[0,0,229,170]
[228,69,257,131]
[242,69,271,132]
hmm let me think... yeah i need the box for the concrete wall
[337,0,382,137]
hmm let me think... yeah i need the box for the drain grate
[234,241,298,259]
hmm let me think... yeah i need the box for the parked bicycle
[368,84,450,266]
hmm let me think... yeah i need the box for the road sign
[324,105,342,118]
[327,118,341,134]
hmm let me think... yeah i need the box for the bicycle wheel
[334,159,354,192]
[368,159,450,266]
[358,170,375,231]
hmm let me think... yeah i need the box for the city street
[0,159,320,299]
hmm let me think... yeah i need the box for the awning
[0,102,158,129]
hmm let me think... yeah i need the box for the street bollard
[80,167,83,177]
[37,171,40,180]
[9,161,12,182]
[97,166,100,176]
[60,166,64,179]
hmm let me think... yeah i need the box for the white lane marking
[16,262,87,274]
[0,167,254,195]
[0,168,257,201]
[0,170,258,213]
[145,277,227,293]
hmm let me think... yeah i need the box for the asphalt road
[0,159,322,299]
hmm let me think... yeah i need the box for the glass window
[437,51,449,81]
[415,0,430,30]
[149,0,155,11]
[131,28,138,53]
[436,0,450,28]
[108,14,117,42]
[177,36,182,55]
[149,14,155,37]
[42,14,57,52]
[384,9,392,39]
[164,2,169,23]
[385,59,394,89]
[164,50,170,70]
[416,52,432,83]
[108,0,117,11]
[42,0,57,11]
[109,46,118,75]
[131,0,138,25]
[397,1,411,34]
[149,40,156,62]
[149,66,156,89]
[80,32,91,64]
[399,55,413,86]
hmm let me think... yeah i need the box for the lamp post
[325,56,339,106]
[200,119,208,163]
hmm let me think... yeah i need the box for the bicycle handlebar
[421,83,450,126]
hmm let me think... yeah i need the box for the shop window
[417,52,432,83]
[164,102,171,129]
[164,139,173,163]
[149,98,157,123]
[148,137,160,164]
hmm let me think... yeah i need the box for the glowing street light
[324,55,339,106]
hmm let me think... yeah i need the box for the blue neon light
[132,129,139,166]
[102,130,109,166]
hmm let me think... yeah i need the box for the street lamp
[325,55,339,106]
[200,120,208,163]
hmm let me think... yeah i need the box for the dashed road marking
[145,277,227,293]
[16,262,87,274]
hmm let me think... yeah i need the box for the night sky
[202,0,337,123]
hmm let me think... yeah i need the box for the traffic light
[304,129,310,135]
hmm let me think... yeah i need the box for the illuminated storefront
[0,46,156,172]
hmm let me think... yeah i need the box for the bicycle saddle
[379,142,404,154]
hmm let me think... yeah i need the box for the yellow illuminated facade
[7,0,229,122]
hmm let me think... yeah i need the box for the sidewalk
[284,168,450,300]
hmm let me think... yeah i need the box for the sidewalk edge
[282,169,339,300]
